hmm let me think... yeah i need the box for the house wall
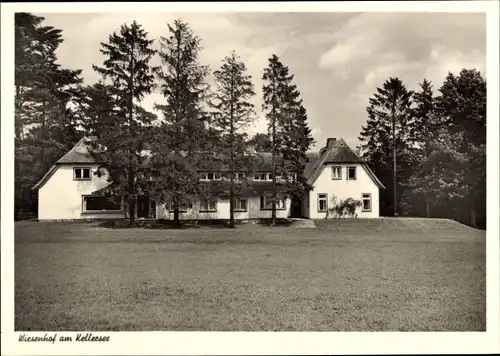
[156,195,291,220]
[307,163,380,219]
[38,164,125,220]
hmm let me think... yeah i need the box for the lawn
[14,219,486,331]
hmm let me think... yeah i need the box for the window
[362,193,372,212]
[260,196,286,210]
[331,166,342,180]
[82,196,121,212]
[74,167,91,180]
[234,198,247,211]
[200,198,217,212]
[287,173,297,182]
[318,194,328,212]
[347,166,357,180]
[200,172,222,181]
[168,200,191,212]
[254,172,272,181]
[234,172,246,180]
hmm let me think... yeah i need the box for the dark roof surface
[303,152,320,178]
[56,137,98,164]
[33,136,385,190]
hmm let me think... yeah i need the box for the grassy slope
[14,220,486,331]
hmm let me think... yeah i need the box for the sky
[35,12,486,151]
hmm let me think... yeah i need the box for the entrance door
[290,195,303,218]
[137,196,150,219]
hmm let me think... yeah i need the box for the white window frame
[234,197,248,212]
[200,172,222,181]
[74,167,91,181]
[317,193,328,212]
[260,196,286,210]
[200,172,209,181]
[81,195,122,213]
[331,166,342,180]
[200,198,218,212]
[234,172,246,181]
[168,200,190,213]
[347,166,357,180]
[362,193,372,212]
[254,172,272,181]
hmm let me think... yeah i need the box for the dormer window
[74,167,91,181]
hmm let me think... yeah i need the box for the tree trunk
[40,99,46,176]
[426,201,431,218]
[128,196,135,227]
[229,75,235,229]
[271,103,277,227]
[229,187,235,228]
[470,209,476,228]
[392,110,398,217]
[127,36,135,228]
[15,85,22,219]
[173,207,180,228]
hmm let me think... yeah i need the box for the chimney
[327,138,337,148]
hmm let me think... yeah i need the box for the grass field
[14,218,486,331]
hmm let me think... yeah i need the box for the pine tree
[281,98,315,202]
[15,12,83,219]
[262,54,314,225]
[413,79,436,148]
[151,19,211,227]
[409,69,486,227]
[92,21,159,227]
[357,77,416,216]
[406,78,436,216]
[209,50,256,228]
[74,82,119,137]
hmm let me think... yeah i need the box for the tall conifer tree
[209,50,256,228]
[15,12,83,219]
[92,21,159,227]
[151,20,211,227]
[262,54,314,226]
[358,77,416,216]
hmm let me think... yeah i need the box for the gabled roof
[305,138,385,189]
[32,135,386,191]
[303,152,320,178]
[362,163,385,189]
[56,137,98,164]
[32,137,99,191]
[32,137,152,191]
[31,165,59,191]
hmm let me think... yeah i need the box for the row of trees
[15,14,315,227]
[357,71,486,228]
[15,13,486,229]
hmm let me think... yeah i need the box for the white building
[302,138,384,219]
[32,136,384,221]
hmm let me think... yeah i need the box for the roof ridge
[55,136,98,165]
